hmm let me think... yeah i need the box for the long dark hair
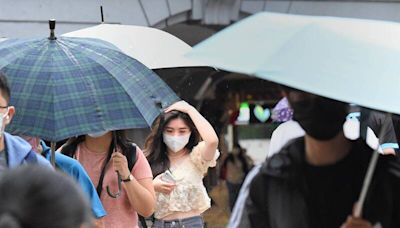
[144,111,200,177]
[61,130,134,159]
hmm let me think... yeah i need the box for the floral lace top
[155,141,220,219]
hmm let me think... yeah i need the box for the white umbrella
[63,24,207,69]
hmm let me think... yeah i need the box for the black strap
[139,216,148,228]
[94,143,146,227]
[127,143,137,172]
[96,144,114,196]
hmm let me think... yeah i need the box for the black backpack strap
[96,148,114,196]
[127,143,137,171]
[139,216,148,228]
[25,150,38,164]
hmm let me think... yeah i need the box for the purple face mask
[271,97,293,122]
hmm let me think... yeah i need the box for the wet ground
[203,181,230,228]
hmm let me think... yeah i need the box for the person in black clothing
[359,108,398,155]
[246,88,400,228]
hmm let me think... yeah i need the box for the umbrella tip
[48,19,57,40]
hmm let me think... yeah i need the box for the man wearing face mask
[0,72,51,173]
[245,88,400,228]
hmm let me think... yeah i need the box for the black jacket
[246,137,400,228]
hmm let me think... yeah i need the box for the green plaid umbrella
[0,36,179,142]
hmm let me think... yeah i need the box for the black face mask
[290,97,348,140]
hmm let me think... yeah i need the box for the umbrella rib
[0,40,44,69]
[60,38,167,129]
[56,39,108,132]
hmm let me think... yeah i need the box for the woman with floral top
[145,101,219,228]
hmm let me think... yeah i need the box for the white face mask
[0,109,9,138]
[88,130,109,138]
[163,133,191,153]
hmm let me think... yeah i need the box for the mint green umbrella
[187,12,400,115]
[187,12,400,218]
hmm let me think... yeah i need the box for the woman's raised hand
[164,101,194,114]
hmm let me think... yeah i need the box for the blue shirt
[3,133,51,169]
[41,141,106,218]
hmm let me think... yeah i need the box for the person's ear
[5,106,15,124]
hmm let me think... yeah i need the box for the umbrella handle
[354,112,392,218]
[106,171,122,198]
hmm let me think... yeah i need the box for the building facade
[2,0,400,38]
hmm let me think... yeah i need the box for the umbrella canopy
[0,36,179,142]
[63,24,207,69]
[187,12,400,115]
[187,12,400,218]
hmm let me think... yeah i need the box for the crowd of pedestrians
[0,53,399,228]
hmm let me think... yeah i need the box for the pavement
[203,180,230,228]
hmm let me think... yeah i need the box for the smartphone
[161,170,176,183]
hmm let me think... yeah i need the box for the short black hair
[0,71,11,103]
[0,166,92,228]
